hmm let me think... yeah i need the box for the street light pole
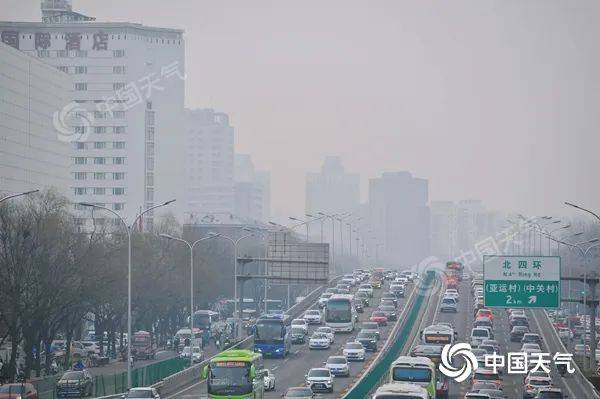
[80,200,175,388]
[159,234,216,366]
[318,212,338,274]
[0,189,39,204]
[209,232,254,339]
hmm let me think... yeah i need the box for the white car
[444,289,459,300]
[305,368,334,393]
[343,341,366,361]
[358,284,374,297]
[324,355,350,376]
[304,309,322,324]
[520,343,542,356]
[557,327,573,341]
[316,326,335,344]
[318,293,333,308]
[291,318,309,334]
[524,375,552,398]
[260,369,275,391]
[309,332,331,349]
[125,387,161,399]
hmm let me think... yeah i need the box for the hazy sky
[3,1,600,220]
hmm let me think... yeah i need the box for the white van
[372,383,428,399]
[470,327,491,347]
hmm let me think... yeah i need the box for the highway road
[166,278,413,399]
[434,278,591,399]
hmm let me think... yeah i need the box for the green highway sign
[483,255,561,308]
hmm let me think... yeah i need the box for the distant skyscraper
[430,201,457,262]
[184,108,234,223]
[0,42,71,195]
[306,156,359,215]
[368,171,430,267]
[0,5,186,230]
[234,154,270,222]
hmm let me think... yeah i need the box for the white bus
[389,356,437,399]
[325,294,356,333]
[420,324,456,346]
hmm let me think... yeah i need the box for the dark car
[379,305,397,321]
[283,387,315,398]
[381,293,398,307]
[355,301,364,313]
[390,286,405,298]
[510,326,530,342]
[521,333,543,347]
[56,370,93,397]
[356,330,378,351]
[509,315,529,328]
[291,327,306,344]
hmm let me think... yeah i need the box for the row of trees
[0,191,236,381]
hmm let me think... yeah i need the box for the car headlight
[275,348,282,352]
[256,348,262,352]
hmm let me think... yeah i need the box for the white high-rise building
[184,108,234,223]
[0,41,71,195]
[0,7,185,229]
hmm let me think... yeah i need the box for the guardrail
[95,275,343,399]
[538,310,600,399]
[341,271,437,398]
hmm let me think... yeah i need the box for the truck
[132,330,155,360]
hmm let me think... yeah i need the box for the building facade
[368,171,430,267]
[184,108,235,223]
[0,11,186,229]
[0,42,71,195]
[234,154,270,223]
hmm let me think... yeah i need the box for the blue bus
[253,315,291,358]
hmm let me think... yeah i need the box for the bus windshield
[208,363,252,396]
[392,366,432,383]
[326,300,352,322]
[194,314,211,330]
[254,320,284,342]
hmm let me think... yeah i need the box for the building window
[37,50,50,58]
[74,187,87,195]
[113,203,124,211]
[113,187,125,195]
[57,65,68,73]
[113,65,127,74]
[113,49,125,57]
[75,142,86,150]
[74,172,87,180]
[94,111,106,119]
[146,127,154,141]
[75,50,87,57]
[57,50,68,57]
[145,188,154,201]
[94,157,106,165]
[145,157,154,171]
[75,66,88,74]
[145,173,154,186]
[74,157,87,165]
[113,111,125,119]
[94,126,106,134]
[113,126,126,134]
[113,141,126,149]
[94,142,106,149]
[75,82,87,91]
[74,126,86,135]
[93,187,106,195]
[113,82,126,90]
[113,157,125,165]
[113,172,125,180]
[94,172,106,180]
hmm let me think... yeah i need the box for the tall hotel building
[0,0,186,229]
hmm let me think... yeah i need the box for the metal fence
[33,357,188,399]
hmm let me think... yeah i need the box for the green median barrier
[344,271,436,399]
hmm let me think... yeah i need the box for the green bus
[389,356,437,398]
[202,349,264,399]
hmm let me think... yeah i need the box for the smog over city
[0,2,599,399]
